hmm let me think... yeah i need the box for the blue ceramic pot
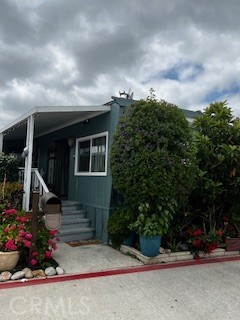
[140,235,162,257]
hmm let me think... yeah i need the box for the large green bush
[110,95,196,219]
[191,101,240,231]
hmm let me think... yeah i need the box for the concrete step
[60,218,90,229]
[58,227,95,242]
[61,213,86,222]
[62,208,86,215]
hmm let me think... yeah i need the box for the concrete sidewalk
[1,258,240,319]
[53,243,143,274]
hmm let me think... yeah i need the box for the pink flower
[24,241,31,248]
[25,233,32,240]
[19,224,25,229]
[11,225,17,230]
[30,259,37,266]
[21,217,27,223]
[10,244,17,251]
[32,251,38,257]
[44,250,52,259]
[56,237,60,242]
[5,239,14,249]
[19,230,26,237]
[48,239,54,246]
[49,230,58,236]
[4,209,17,215]
[4,227,9,234]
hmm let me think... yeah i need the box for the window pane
[78,140,90,172]
[91,136,106,172]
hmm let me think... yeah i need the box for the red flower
[25,233,32,240]
[193,239,202,248]
[4,209,17,215]
[24,241,32,248]
[10,244,17,251]
[56,237,60,242]
[216,230,223,236]
[32,251,38,257]
[21,217,27,223]
[44,250,52,259]
[49,229,58,236]
[11,225,17,230]
[4,227,9,234]
[19,230,26,237]
[31,259,37,266]
[193,229,202,236]
[48,239,54,246]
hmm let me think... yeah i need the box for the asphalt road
[1,260,240,320]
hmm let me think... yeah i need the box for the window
[75,132,108,176]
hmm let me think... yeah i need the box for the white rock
[159,247,165,254]
[11,271,25,280]
[0,271,12,282]
[56,267,65,275]
[45,266,56,276]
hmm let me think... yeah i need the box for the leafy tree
[110,94,197,226]
[191,101,240,231]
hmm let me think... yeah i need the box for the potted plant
[0,206,60,271]
[107,207,135,248]
[129,203,172,257]
[0,208,32,270]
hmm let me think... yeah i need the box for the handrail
[34,169,49,193]
[18,167,50,210]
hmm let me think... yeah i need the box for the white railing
[18,167,49,209]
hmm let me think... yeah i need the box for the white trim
[0,105,111,134]
[23,115,34,211]
[74,131,108,176]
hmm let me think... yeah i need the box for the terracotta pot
[0,251,20,271]
[225,238,240,251]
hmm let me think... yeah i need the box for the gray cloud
[1,0,240,128]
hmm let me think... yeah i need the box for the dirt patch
[66,239,102,247]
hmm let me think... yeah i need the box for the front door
[47,139,69,198]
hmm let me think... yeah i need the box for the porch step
[60,218,90,229]
[59,200,95,242]
[58,227,95,242]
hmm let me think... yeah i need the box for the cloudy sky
[0,0,240,129]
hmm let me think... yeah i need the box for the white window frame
[74,131,108,176]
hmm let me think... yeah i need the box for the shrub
[0,153,19,182]
[110,94,197,223]
[107,207,135,247]
[191,101,240,231]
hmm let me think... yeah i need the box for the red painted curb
[1,254,240,290]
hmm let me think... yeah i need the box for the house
[0,96,201,243]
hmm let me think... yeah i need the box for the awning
[1,105,111,140]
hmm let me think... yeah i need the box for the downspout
[23,114,35,211]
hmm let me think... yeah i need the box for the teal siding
[35,102,122,242]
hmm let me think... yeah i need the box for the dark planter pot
[226,237,240,251]
[122,232,137,247]
[140,235,162,257]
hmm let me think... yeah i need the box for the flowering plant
[0,208,32,252]
[187,226,224,255]
[29,217,59,266]
[0,207,59,266]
